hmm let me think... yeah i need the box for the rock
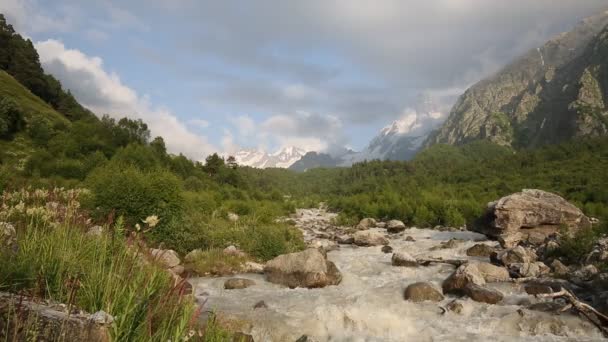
[509,262,550,278]
[242,261,265,274]
[475,262,510,282]
[308,239,338,252]
[386,220,406,233]
[224,278,256,290]
[492,246,537,266]
[475,189,591,247]
[430,238,461,250]
[232,332,254,342]
[296,335,320,342]
[336,235,354,244]
[466,244,494,257]
[90,311,114,325]
[405,236,416,242]
[446,300,464,314]
[86,225,104,237]
[253,300,268,309]
[550,259,569,277]
[0,292,110,341]
[524,283,554,295]
[356,218,376,229]
[403,282,444,302]
[464,284,503,304]
[227,212,240,222]
[381,245,393,253]
[184,249,204,263]
[391,252,418,267]
[0,222,16,253]
[571,264,599,281]
[442,263,486,295]
[585,237,608,264]
[169,265,185,276]
[224,245,246,257]
[150,248,181,268]
[353,230,389,246]
[264,248,342,288]
[376,222,387,229]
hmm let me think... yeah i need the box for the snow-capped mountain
[340,95,445,165]
[231,146,307,168]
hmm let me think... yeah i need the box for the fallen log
[538,288,608,337]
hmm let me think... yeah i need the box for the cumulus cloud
[35,39,217,159]
[0,0,77,34]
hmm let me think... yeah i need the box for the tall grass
[0,188,199,341]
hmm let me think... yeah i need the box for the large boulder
[403,282,444,302]
[264,248,342,288]
[391,252,418,267]
[442,263,486,295]
[508,262,550,278]
[475,189,591,247]
[353,230,389,246]
[386,220,406,233]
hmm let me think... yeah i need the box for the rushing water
[191,209,605,342]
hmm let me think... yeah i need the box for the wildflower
[143,215,160,228]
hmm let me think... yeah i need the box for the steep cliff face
[427,12,608,148]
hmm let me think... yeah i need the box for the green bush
[0,97,24,139]
[27,115,54,146]
[86,163,183,233]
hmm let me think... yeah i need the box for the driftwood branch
[538,288,608,336]
[416,258,467,267]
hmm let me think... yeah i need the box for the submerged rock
[403,282,444,302]
[381,245,393,253]
[391,252,418,267]
[386,220,406,233]
[353,230,389,246]
[464,284,504,304]
[264,248,342,288]
[475,189,591,247]
[224,278,256,290]
[446,300,465,314]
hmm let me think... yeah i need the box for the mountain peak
[232,146,307,168]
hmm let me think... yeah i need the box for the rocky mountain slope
[232,146,306,168]
[427,11,608,148]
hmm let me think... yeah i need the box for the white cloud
[34,39,217,159]
[229,115,256,137]
[189,118,210,129]
[0,0,76,34]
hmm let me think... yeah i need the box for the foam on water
[191,213,605,341]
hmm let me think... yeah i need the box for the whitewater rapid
[191,209,604,341]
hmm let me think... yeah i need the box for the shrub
[86,163,183,232]
[0,97,24,139]
[27,115,54,146]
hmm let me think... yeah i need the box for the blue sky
[1,0,607,159]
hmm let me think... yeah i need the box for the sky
[1,0,607,159]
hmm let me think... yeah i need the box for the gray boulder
[464,284,504,304]
[475,262,510,282]
[466,244,495,257]
[475,189,591,247]
[356,218,376,229]
[264,248,342,288]
[150,248,181,268]
[403,282,444,302]
[442,263,486,295]
[353,230,389,246]
[509,262,550,278]
[492,246,537,266]
[391,252,418,267]
[386,220,406,233]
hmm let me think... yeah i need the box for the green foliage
[0,97,24,138]
[27,115,54,145]
[86,163,183,232]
